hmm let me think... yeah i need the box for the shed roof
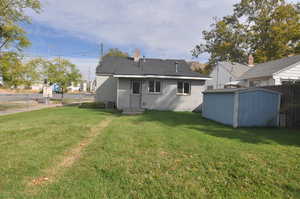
[96,56,209,79]
[239,55,300,80]
[203,88,281,95]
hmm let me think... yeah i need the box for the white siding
[206,65,237,89]
[274,63,300,80]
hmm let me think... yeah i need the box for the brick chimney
[248,54,254,67]
[133,49,141,62]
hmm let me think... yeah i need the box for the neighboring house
[95,51,210,111]
[88,80,96,93]
[239,54,300,87]
[80,80,96,93]
[0,73,3,86]
[31,82,44,91]
[67,82,81,92]
[205,62,250,90]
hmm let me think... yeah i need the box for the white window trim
[148,80,161,94]
[177,81,191,96]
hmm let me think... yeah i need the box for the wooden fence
[262,84,300,128]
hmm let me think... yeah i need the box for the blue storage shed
[202,88,281,128]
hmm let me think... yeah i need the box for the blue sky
[23,0,296,80]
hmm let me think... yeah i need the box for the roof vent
[175,62,179,73]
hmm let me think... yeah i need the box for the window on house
[177,81,191,95]
[132,80,141,94]
[148,80,161,93]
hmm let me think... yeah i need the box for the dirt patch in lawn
[26,117,113,190]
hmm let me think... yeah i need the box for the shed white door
[130,80,142,109]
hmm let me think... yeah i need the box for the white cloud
[28,0,240,60]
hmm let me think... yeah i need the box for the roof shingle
[218,62,250,78]
[239,55,300,80]
[96,56,209,78]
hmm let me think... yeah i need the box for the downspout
[116,78,119,109]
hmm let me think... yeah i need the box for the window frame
[177,81,191,96]
[131,80,141,95]
[148,79,161,94]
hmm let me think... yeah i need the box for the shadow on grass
[136,110,300,147]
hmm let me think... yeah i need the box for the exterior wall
[273,63,300,83]
[141,79,205,111]
[206,65,236,89]
[202,93,235,125]
[95,75,117,103]
[244,64,300,87]
[238,91,280,127]
[244,77,275,87]
[117,78,206,111]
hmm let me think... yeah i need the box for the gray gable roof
[96,56,209,78]
[218,62,250,78]
[240,54,300,80]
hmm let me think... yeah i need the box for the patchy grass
[0,108,299,198]
[0,107,113,198]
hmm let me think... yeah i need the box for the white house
[95,50,211,112]
[239,55,300,87]
[205,62,250,89]
[67,82,81,92]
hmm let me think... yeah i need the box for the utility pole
[88,66,91,92]
[100,43,104,60]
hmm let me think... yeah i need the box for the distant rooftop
[218,62,250,78]
[240,54,300,80]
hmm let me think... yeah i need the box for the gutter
[112,75,211,80]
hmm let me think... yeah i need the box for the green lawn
[0,107,299,199]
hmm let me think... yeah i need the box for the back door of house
[130,80,142,109]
